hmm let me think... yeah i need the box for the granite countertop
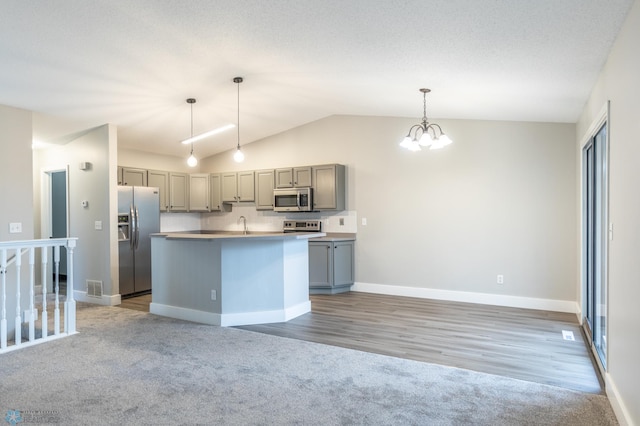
[152,231,326,241]
[310,233,356,242]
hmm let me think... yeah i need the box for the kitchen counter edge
[151,231,326,241]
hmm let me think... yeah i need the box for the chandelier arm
[426,123,443,137]
[406,124,425,138]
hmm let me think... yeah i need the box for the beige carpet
[0,303,618,425]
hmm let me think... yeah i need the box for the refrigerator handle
[129,205,135,250]
[134,206,140,250]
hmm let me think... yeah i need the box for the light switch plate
[94,221,103,230]
[9,222,22,233]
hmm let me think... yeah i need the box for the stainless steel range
[283,219,322,233]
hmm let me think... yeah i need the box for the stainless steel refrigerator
[118,186,160,296]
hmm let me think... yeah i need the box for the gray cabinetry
[122,167,148,186]
[148,170,169,212]
[222,171,255,202]
[189,173,210,211]
[312,164,346,211]
[275,167,312,188]
[210,173,223,211]
[169,172,189,212]
[255,169,275,210]
[309,239,354,294]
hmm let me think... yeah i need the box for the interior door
[50,170,68,276]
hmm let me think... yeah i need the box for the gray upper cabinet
[148,170,169,212]
[169,172,189,212]
[255,169,275,210]
[222,171,255,202]
[210,173,222,211]
[122,167,147,186]
[189,173,210,212]
[312,164,346,211]
[275,166,312,188]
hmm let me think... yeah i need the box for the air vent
[86,280,103,298]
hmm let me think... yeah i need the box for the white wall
[577,0,640,423]
[34,124,119,304]
[201,115,577,309]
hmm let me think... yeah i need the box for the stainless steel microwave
[273,187,313,212]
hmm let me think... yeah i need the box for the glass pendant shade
[418,132,433,147]
[399,136,413,149]
[233,147,244,162]
[187,153,198,167]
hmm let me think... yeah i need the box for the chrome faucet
[238,216,247,235]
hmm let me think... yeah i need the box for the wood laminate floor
[118,291,603,394]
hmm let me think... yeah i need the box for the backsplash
[161,206,358,233]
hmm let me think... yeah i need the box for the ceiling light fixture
[400,88,452,151]
[185,98,198,167]
[233,76,245,163]
[180,123,235,145]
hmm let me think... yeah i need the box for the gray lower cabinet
[309,240,354,294]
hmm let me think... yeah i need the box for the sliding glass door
[582,121,608,369]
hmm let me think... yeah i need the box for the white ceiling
[0,0,634,159]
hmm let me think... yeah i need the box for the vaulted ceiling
[0,1,634,159]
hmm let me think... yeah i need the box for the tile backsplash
[162,206,357,233]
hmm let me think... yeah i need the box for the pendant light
[233,77,245,162]
[185,98,198,167]
[400,88,452,151]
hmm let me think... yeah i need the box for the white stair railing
[0,238,77,353]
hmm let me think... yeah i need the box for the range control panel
[283,220,322,232]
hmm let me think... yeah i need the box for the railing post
[54,246,60,335]
[14,249,21,346]
[1,249,7,350]
[65,239,76,334]
[29,248,35,342]
[40,246,48,339]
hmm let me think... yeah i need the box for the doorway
[582,110,608,370]
[50,170,68,276]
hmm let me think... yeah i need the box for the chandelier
[400,88,452,151]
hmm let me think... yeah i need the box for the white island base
[150,232,321,326]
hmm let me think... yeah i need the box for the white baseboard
[352,282,579,314]
[149,301,311,327]
[150,303,220,325]
[605,372,633,426]
[74,290,121,306]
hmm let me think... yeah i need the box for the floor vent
[86,280,103,298]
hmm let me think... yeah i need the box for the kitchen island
[149,231,324,326]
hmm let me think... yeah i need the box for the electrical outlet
[339,218,344,226]
[211,290,217,301]
[361,218,367,226]
[497,274,504,285]
[562,330,575,341]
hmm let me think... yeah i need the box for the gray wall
[34,124,119,303]
[0,105,33,241]
[0,104,34,337]
[201,115,577,306]
[577,0,640,422]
